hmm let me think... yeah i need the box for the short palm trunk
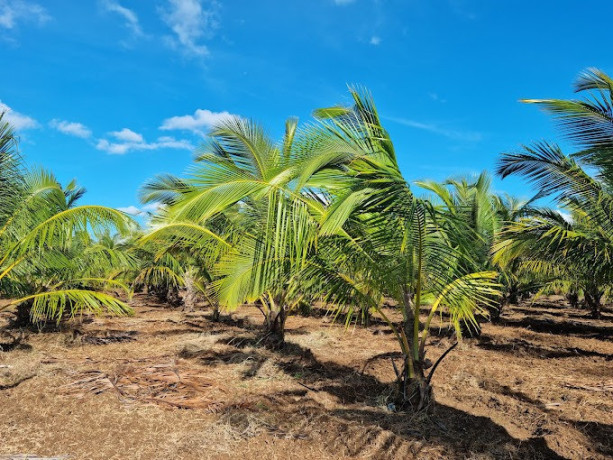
[262,307,287,349]
[391,316,435,412]
[395,361,433,412]
[11,299,73,329]
[566,291,579,308]
[211,304,221,322]
[181,276,200,312]
[12,301,33,328]
[584,289,602,319]
[149,285,182,307]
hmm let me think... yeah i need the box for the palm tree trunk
[263,306,287,348]
[401,356,431,412]
[12,300,33,327]
[394,289,433,411]
[492,284,518,322]
[182,272,199,311]
[211,303,221,322]
[361,307,371,327]
[491,298,505,322]
[508,286,519,305]
[584,288,602,319]
[566,291,579,308]
[167,286,183,307]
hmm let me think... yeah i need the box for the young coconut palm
[416,172,499,274]
[498,68,613,317]
[494,203,613,318]
[140,117,342,347]
[417,175,535,319]
[302,88,501,410]
[0,126,134,324]
[489,194,540,316]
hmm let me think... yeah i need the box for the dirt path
[0,296,611,459]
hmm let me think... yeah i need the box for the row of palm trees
[0,118,134,325]
[497,68,613,319]
[1,68,612,410]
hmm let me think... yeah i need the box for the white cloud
[385,116,482,142]
[156,135,194,149]
[369,36,381,45]
[0,0,49,30]
[96,139,131,155]
[101,0,143,37]
[118,202,164,217]
[556,209,573,223]
[142,202,163,213]
[118,205,143,216]
[159,0,220,56]
[110,128,144,143]
[97,133,194,155]
[0,101,38,130]
[49,119,92,139]
[160,108,235,135]
[333,0,355,5]
[428,92,447,104]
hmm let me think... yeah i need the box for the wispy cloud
[449,0,477,20]
[97,129,194,154]
[428,92,447,104]
[117,205,143,216]
[0,101,38,130]
[118,202,163,217]
[369,35,381,45]
[333,0,356,5]
[0,0,50,30]
[101,0,143,38]
[50,119,92,138]
[159,0,220,57]
[160,108,235,135]
[556,209,573,223]
[110,128,143,143]
[385,116,482,142]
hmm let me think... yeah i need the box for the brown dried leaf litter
[60,358,257,412]
[0,295,611,459]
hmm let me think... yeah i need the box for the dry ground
[0,295,611,459]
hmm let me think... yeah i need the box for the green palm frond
[1,289,132,322]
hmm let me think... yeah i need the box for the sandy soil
[0,295,611,459]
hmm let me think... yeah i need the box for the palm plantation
[0,69,611,460]
[0,118,134,325]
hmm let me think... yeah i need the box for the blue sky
[0,0,610,216]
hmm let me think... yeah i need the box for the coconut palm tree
[132,236,218,313]
[489,194,541,316]
[0,116,22,225]
[497,68,613,317]
[416,172,499,274]
[301,89,500,410]
[140,117,343,347]
[417,175,535,319]
[495,203,613,318]
[0,123,134,325]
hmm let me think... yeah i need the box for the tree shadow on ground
[566,419,613,457]
[189,336,569,459]
[327,405,567,459]
[496,317,613,339]
[478,335,613,360]
[511,306,613,321]
[182,314,256,331]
